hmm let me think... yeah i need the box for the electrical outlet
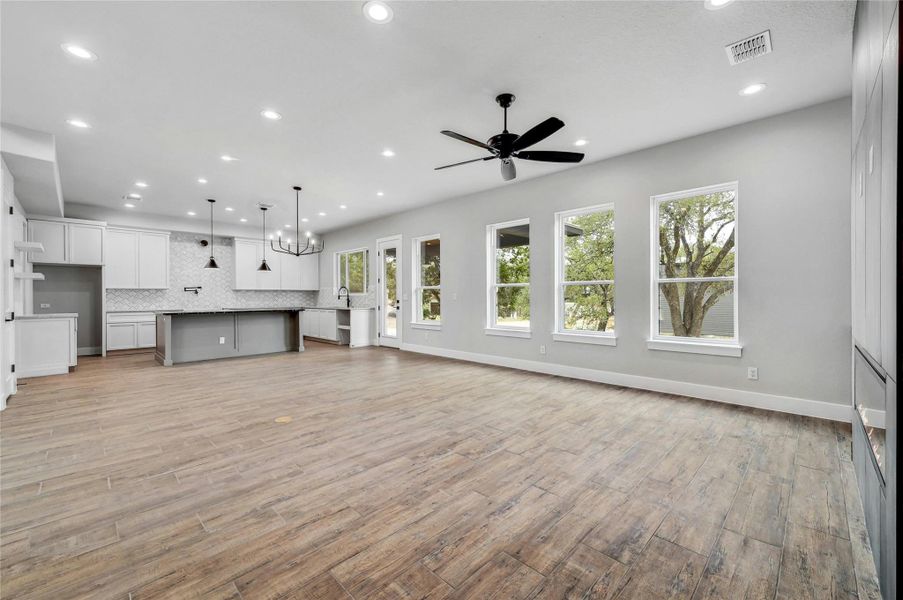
[540,344,546,355]
[219,336,225,345]
[747,367,758,380]
[40,303,50,309]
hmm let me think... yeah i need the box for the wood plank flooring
[0,342,880,599]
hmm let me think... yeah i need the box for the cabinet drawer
[108,312,156,324]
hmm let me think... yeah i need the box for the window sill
[553,332,617,346]
[646,338,742,357]
[485,327,532,339]
[411,322,441,331]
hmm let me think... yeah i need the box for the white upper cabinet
[68,224,104,265]
[27,218,105,265]
[232,238,318,291]
[881,10,898,380]
[105,227,169,289]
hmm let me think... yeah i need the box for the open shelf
[15,272,45,281]
[14,241,45,252]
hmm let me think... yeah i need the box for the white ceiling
[1,1,853,235]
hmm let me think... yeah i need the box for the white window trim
[553,203,616,345]
[411,234,441,328]
[648,181,741,357]
[334,247,369,296]
[486,218,531,335]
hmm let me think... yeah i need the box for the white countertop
[18,313,78,319]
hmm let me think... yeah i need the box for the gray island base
[155,308,305,366]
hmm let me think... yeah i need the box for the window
[412,235,441,327]
[650,182,739,356]
[554,204,615,344]
[335,248,369,294]
[487,219,530,336]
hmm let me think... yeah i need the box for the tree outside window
[557,206,615,334]
[488,220,530,329]
[413,236,440,323]
[336,249,368,294]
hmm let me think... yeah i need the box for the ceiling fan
[435,93,584,181]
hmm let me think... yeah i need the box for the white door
[68,224,104,265]
[28,220,67,264]
[2,207,26,403]
[106,229,139,288]
[377,236,402,348]
[138,232,169,289]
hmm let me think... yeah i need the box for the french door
[377,236,402,348]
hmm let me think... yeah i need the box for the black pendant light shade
[204,198,220,269]
[258,206,272,271]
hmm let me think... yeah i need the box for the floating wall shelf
[14,241,44,252]
[14,272,45,281]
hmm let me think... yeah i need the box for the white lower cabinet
[15,315,78,377]
[302,309,337,341]
[107,313,156,351]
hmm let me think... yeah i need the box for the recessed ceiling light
[260,109,282,121]
[187,211,196,216]
[127,193,142,199]
[363,1,393,23]
[220,155,238,162]
[376,191,385,196]
[739,82,767,96]
[339,204,347,210]
[381,149,395,157]
[574,139,588,147]
[135,181,148,188]
[197,177,208,184]
[704,0,735,9]
[61,43,97,61]
[66,118,91,129]
[225,207,234,212]
[240,218,248,222]
[318,212,326,216]
[123,202,135,208]
[301,217,309,222]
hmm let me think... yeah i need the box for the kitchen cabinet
[302,309,337,341]
[105,228,169,289]
[233,238,318,291]
[15,314,77,377]
[107,312,156,351]
[27,218,105,266]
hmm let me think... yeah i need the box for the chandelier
[271,186,324,256]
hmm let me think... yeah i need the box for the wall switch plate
[219,336,225,344]
[40,303,50,309]
[540,344,546,355]
[747,367,758,380]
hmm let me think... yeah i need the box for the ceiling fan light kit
[435,92,585,181]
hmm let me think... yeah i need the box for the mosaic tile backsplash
[106,232,318,312]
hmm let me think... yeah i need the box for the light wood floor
[0,343,880,599]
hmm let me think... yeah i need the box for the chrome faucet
[337,286,351,308]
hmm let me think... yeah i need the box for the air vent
[725,30,772,66]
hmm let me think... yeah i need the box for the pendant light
[204,198,220,269]
[270,185,325,256]
[257,206,272,271]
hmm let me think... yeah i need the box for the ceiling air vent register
[725,30,772,66]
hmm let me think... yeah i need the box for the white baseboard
[78,346,101,356]
[401,343,852,423]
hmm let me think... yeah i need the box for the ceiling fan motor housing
[488,132,518,158]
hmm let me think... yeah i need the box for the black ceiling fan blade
[501,159,516,181]
[511,117,565,151]
[440,130,492,150]
[434,156,494,170]
[514,150,584,163]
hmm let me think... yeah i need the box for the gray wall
[33,265,102,352]
[320,98,852,406]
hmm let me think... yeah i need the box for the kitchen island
[155,308,304,366]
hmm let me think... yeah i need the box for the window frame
[412,234,441,330]
[334,247,369,295]
[649,181,741,356]
[553,203,617,346]
[486,218,531,338]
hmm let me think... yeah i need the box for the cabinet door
[853,133,868,347]
[234,240,260,290]
[865,75,883,361]
[28,220,67,264]
[136,322,156,348]
[881,11,898,379]
[280,253,303,290]
[107,322,137,350]
[256,243,281,290]
[320,310,337,341]
[299,254,319,291]
[138,233,169,289]
[68,224,104,265]
[302,310,318,337]
[105,229,139,288]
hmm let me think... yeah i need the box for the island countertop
[156,307,307,315]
